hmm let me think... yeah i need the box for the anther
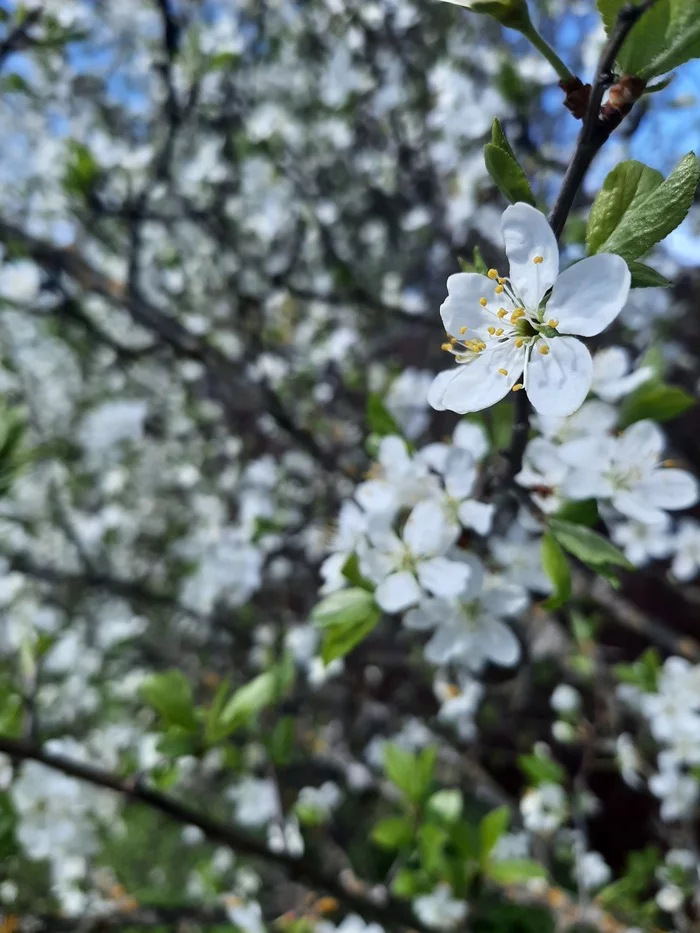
[495,328,504,336]
[441,342,452,351]
[533,255,544,264]
[539,344,550,355]
[459,325,468,334]
[547,319,559,328]
[515,337,524,348]
[487,326,496,335]
[498,368,509,376]
[497,308,508,319]
[512,383,524,392]
[495,285,504,294]
[450,337,458,344]
[487,269,498,280]
[479,297,488,307]
[497,277,506,284]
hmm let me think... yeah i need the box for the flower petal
[428,369,461,412]
[441,344,524,414]
[525,336,592,417]
[634,468,699,512]
[417,556,471,599]
[615,419,665,470]
[444,447,477,499]
[440,272,493,339]
[375,571,421,613]
[404,499,458,556]
[482,618,521,667]
[501,203,558,309]
[458,499,494,535]
[546,253,630,337]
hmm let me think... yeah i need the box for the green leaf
[540,532,572,611]
[371,816,414,850]
[140,670,198,732]
[628,261,672,288]
[268,716,296,766]
[217,656,295,737]
[596,0,671,76]
[367,393,402,437]
[619,383,694,428]
[384,744,436,803]
[320,608,380,664]
[418,822,449,875]
[63,141,99,197]
[491,117,517,161]
[427,789,463,823]
[518,752,566,786]
[484,143,536,206]
[312,588,377,628]
[554,499,599,527]
[596,153,700,262]
[341,553,374,591]
[480,806,510,861]
[550,518,633,571]
[486,858,548,884]
[458,246,488,275]
[641,0,700,79]
[614,648,661,693]
[586,160,663,255]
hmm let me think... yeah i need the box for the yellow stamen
[539,344,550,355]
[512,383,524,392]
[450,336,458,344]
[662,459,680,467]
[441,342,452,351]
[533,255,544,264]
[459,325,468,335]
[498,276,506,284]
[487,326,496,335]
[495,285,504,294]
[495,328,504,336]
[497,308,508,319]
[515,337,524,348]
[487,268,498,279]
[498,368,509,376]
[510,308,525,324]
[479,297,488,307]
[547,318,559,328]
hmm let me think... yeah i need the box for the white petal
[546,254,630,337]
[404,600,442,630]
[501,203,558,308]
[482,618,521,667]
[611,492,667,526]
[592,346,630,382]
[428,369,461,412]
[444,447,477,499]
[355,480,398,516]
[417,556,471,598]
[440,272,493,339]
[441,343,525,415]
[616,419,665,469]
[525,337,592,418]
[403,499,458,557]
[453,420,490,460]
[458,499,494,535]
[425,623,462,665]
[482,581,529,617]
[635,468,699,512]
[378,435,410,471]
[375,571,421,613]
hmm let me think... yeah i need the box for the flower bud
[439,0,533,31]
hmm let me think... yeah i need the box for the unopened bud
[438,0,532,31]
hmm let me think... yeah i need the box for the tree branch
[0,736,431,933]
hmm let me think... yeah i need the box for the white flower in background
[434,674,484,740]
[295,781,342,822]
[228,778,280,828]
[405,555,525,671]
[535,398,617,448]
[521,782,567,834]
[224,898,265,933]
[611,515,674,567]
[550,684,581,714]
[453,419,490,461]
[318,916,385,933]
[413,884,468,930]
[649,752,699,821]
[670,519,700,581]
[386,368,434,439]
[561,420,698,524]
[436,447,495,535]
[355,436,437,518]
[590,346,653,402]
[360,499,470,613]
[0,261,40,304]
[656,884,685,914]
[516,438,569,513]
[616,734,644,790]
[429,203,630,418]
[267,817,304,856]
[579,850,612,890]
[489,525,553,594]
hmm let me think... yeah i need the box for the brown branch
[0,736,431,933]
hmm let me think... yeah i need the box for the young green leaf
[628,261,672,288]
[320,608,380,664]
[640,0,700,79]
[491,117,517,161]
[596,0,671,76]
[480,805,510,861]
[312,588,377,628]
[371,816,414,850]
[554,499,599,527]
[595,153,700,262]
[217,656,295,737]
[550,518,634,571]
[484,143,536,206]
[619,383,694,428]
[586,160,663,256]
[518,752,566,786]
[367,393,402,438]
[486,858,548,884]
[140,670,198,732]
[384,744,436,803]
[540,532,572,611]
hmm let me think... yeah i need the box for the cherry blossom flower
[429,203,630,417]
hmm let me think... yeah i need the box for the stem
[520,23,573,82]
